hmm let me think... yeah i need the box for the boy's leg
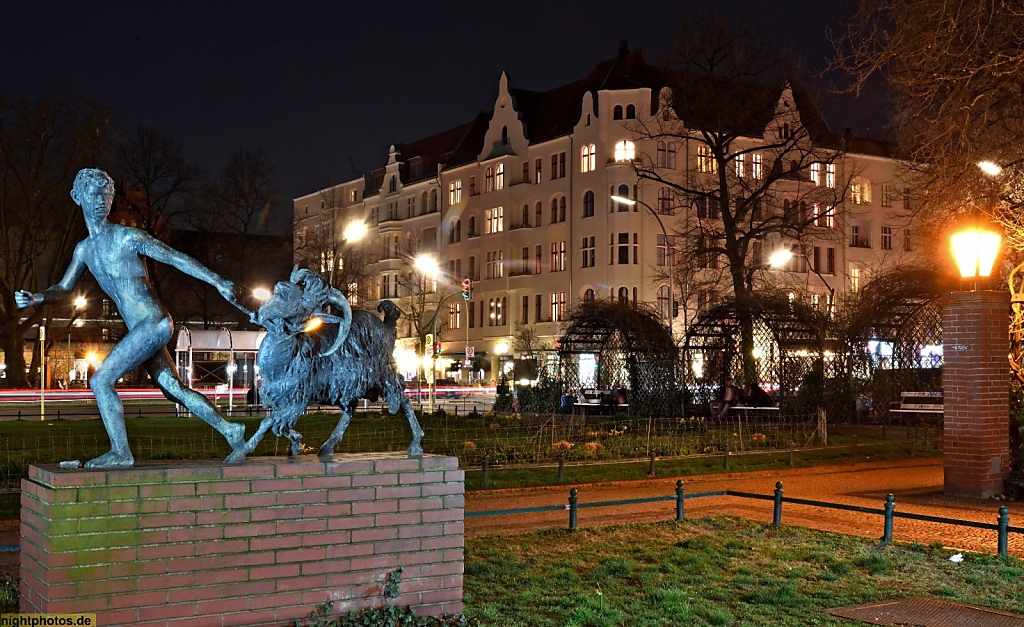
[147,349,247,462]
[86,324,170,468]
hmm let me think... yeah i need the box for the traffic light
[433,342,442,356]
[461,278,472,300]
[672,300,679,318]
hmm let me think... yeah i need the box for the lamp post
[611,195,674,339]
[39,325,45,420]
[414,254,461,413]
[944,221,1009,497]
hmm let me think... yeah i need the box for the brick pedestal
[943,290,1010,498]
[20,454,464,626]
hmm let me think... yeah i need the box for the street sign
[466,346,475,358]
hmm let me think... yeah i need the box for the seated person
[716,377,743,418]
[747,384,774,408]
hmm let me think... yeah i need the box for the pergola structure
[557,300,677,415]
[681,296,831,414]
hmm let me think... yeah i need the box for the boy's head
[70,168,115,207]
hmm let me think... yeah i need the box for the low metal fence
[467,480,1024,558]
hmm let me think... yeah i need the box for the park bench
[889,391,943,424]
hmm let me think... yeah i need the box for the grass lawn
[463,517,1024,626]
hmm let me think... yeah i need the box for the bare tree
[635,12,850,308]
[631,13,852,384]
[0,93,110,387]
[832,1,1024,236]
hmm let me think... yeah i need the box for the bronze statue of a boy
[16,168,247,468]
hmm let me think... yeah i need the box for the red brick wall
[943,290,1010,498]
[20,454,464,626]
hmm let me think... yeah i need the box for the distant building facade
[294,45,925,382]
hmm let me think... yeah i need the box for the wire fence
[0,407,828,491]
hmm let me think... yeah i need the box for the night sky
[1,1,883,208]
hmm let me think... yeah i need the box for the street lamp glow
[414,254,440,278]
[343,220,368,242]
[978,161,1003,177]
[768,248,794,268]
[610,195,636,206]
[85,352,102,368]
[73,296,87,309]
[252,287,272,301]
[951,227,1001,278]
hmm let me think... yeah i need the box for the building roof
[366,43,887,185]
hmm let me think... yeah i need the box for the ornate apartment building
[294,45,925,381]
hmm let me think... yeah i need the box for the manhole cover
[827,596,1024,626]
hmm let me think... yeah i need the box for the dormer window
[626,104,636,119]
[388,175,397,193]
[613,105,623,120]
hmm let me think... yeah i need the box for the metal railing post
[481,455,489,485]
[998,507,1009,557]
[724,450,730,471]
[772,482,783,527]
[648,452,656,477]
[883,494,895,543]
[568,488,578,530]
[676,480,685,520]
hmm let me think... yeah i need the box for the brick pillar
[943,290,1010,498]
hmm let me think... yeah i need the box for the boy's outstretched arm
[136,232,240,305]
[15,242,87,309]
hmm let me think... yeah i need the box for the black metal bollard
[568,488,578,530]
[557,454,565,481]
[883,494,895,543]
[648,452,656,477]
[481,455,489,485]
[998,507,1010,557]
[676,480,685,520]
[724,450,731,471]
[17,410,21,421]
[772,482,784,527]
[56,409,61,421]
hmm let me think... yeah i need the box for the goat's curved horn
[289,265,301,284]
[320,287,352,357]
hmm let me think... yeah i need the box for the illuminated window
[614,140,635,162]
[810,163,820,186]
[485,166,494,192]
[448,302,461,330]
[485,206,504,233]
[581,144,596,172]
[751,153,762,179]
[850,177,872,204]
[449,180,462,205]
[735,153,745,178]
[495,163,504,190]
[696,145,716,173]
[813,204,835,229]
[550,241,566,272]
[825,163,836,188]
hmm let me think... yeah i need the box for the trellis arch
[557,300,677,415]
[681,295,833,413]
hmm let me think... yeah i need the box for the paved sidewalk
[465,458,1024,558]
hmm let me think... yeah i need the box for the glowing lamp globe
[950,227,1001,279]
